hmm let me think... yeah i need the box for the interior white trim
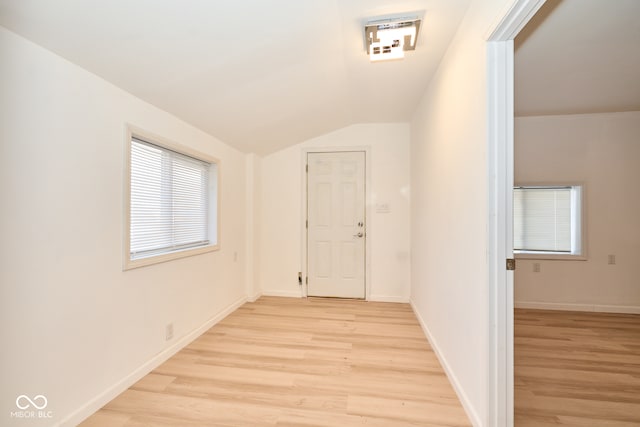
[261,290,303,298]
[247,292,262,303]
[60,295,248,427]
[486,1,547,426]
[515,301,640,314]
[410,301,481,427]
[487,0,547,40]
[486,38,515,427]
[369,295,410,303]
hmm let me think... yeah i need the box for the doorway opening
[512,0,640,424]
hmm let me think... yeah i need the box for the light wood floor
[515,308,640,426]
[80,297,470,427]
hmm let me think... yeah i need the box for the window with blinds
[127,135,218,266]
[513,186,582,255]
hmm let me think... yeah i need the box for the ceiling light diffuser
[365,17,421,62]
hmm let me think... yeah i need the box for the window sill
[123,243,219,270]
[514,252,587,261]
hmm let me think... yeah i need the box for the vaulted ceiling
[0,0,471,154]
[3,1,637,154]
[515,0,640,117]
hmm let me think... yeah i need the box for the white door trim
[486,1,546,426]
[300,146,372,300]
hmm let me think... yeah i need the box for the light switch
[375,202,390,213]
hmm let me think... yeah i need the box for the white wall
[410,1,515,426]
[259,123,411,302]
[0,27,247,426]
[515,112,640,312]
[245,153,262,301]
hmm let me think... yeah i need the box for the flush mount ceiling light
[365,16,421,62]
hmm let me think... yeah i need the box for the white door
[307,151,366,298]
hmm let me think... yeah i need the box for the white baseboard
[247,292,262,302]
[261,289,302,298]
[60,295,248,427]
[369,295,410,303]
[261,290,408,302]
[410,301,481,427]
[515,301,640,314]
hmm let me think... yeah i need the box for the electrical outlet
[608,254,616,265]
[165,323,174,341]
[533,263,541,273]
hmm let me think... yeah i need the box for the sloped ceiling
[0,0,471,155]
[515,0,640,117]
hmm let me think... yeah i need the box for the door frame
[300,146,372,299]
[486,0,547,425]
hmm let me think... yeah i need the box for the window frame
[123,125,220,270]
[513,182,587,261]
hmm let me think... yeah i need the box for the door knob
[353,232,364,238]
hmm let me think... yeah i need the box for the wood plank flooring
[80,297,470,427]
[515,308,640,426]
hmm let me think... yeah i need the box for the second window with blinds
[124,128,219,270]
[513,185,585,260]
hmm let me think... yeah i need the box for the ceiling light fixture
[365,16,421,62]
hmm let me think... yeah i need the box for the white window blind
[130,138,210,260]
[514,187,572,252]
